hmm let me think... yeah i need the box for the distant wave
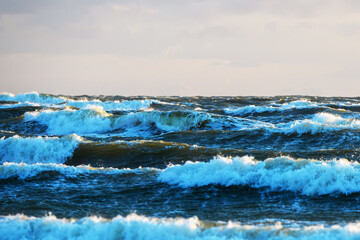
[159,156,360,196]
[2,214,360,240]
[0,102,40,109]
[24,107,213,135]
[0,92,64,104]
[224,100,320,115]
[280,112,360,135]
[0,92,153,111]
[22,104,360,136]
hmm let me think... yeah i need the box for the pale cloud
[0,0,360,95]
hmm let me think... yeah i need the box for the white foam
[0,92,64,105]
[24,106,114,135]
[281,112,360,135]
[278,100,318,109]
[0,102,40,109]
[159,156,360,196]
[0,135,81,164]
[25,108,212,135]
[64,99,153,111]
[225,105,278,115]
[114,111,212,132]
[0,92,153,111]
[227,112,360,135]
[0,163,155,179]
[2,214,360,240]
[225,100,319,115]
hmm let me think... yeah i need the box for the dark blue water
[1,93,360,239]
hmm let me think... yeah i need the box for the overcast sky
[1,0,360,96]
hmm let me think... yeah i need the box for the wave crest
[0,162,154,179]
[24,108,212,135]
[0,135,81,164]
[159,156,360,196]
[282,112,360,134]
[2,214,360,240]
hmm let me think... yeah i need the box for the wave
[24,106,360,136]
[222,112,360,135]
[225,100,320,115]
[158,156,360,196]
[2,214,360,240]
[24,107,213,135]
[69,140,248,168]
[280,112,360,135]
[62,99,153,111]
[0,92,64,105]
[24,106,115,135]
[0,135,81,164]
[0,162,154,179]
[0,92,153,111]
[0,102,40,109]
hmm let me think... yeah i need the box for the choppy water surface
[2,92,360,239]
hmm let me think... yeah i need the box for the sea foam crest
[0,163,154,179]
[225,100,319,115]
[2,214,360,240]
[0,102,40,109]
[0,135,81,164]
[0,92,64,104]
[159,156,360,196]
[0,92,153,111]
[281,112,360,134]
[115,111,211,132]
[24,106,114,135]
[25,108,212,135]
[63,99,153,111]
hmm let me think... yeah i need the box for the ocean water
[1,93,360,239]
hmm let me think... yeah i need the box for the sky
[0,0,360,96]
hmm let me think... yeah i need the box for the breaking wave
[0,92,153,111]
[159,156,360,196]
[225,100,320,115]
[62,99,153,111]
[24,107,212,135]
[2,214,360,240]
[23,106,360,136]
[280,112,360,135]
[0,135,81,164]
[0,92,64,105]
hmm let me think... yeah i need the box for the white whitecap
[0,92,64,105]
[280,112,360,134]
[63,99,153,111]
[159,156,360,196]
[24,106,114,135]
[225,100,320,115]
[2,214,360,240]
[24,108,212,135]
[0,92,153,111]
[0,135,81,164]
[0,162,155,179]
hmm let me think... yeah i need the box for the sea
[1,92,360,239]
